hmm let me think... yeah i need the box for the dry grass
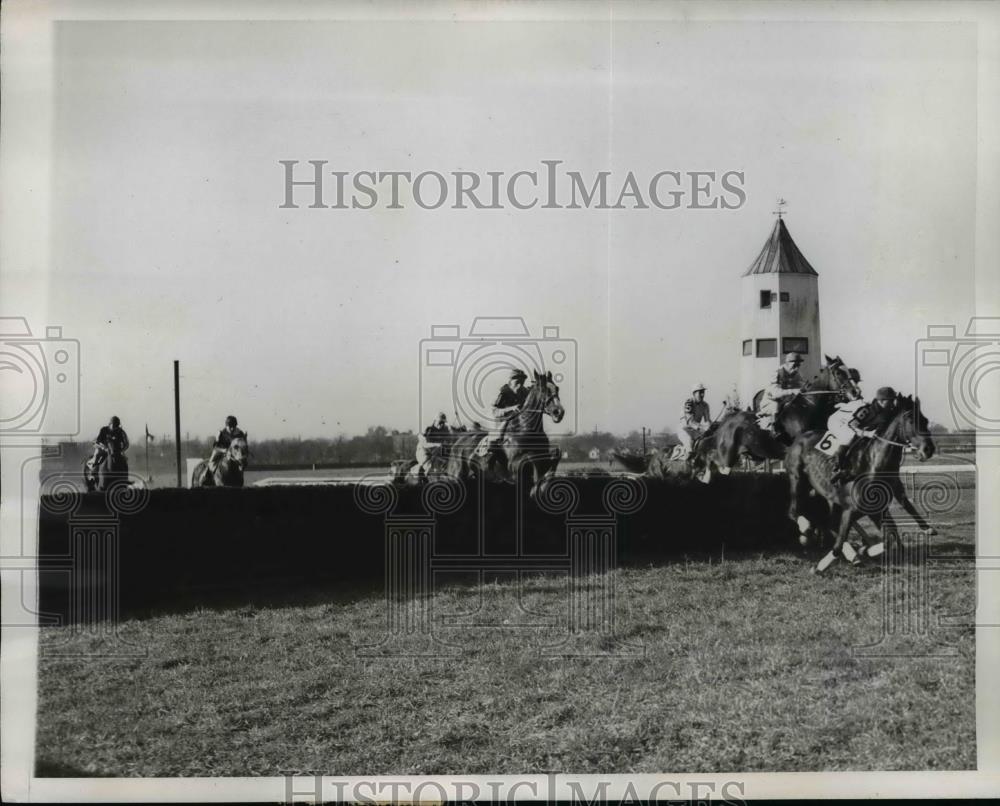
[36,528,974,776]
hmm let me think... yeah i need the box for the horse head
[228,436,249,469]
[534,370,565,424]
[813,355,862,400]
[891,394,935,461]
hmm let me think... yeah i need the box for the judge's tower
[738,208,822,406]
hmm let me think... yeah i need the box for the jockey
[757,352,805,433]
[676,382,711,459]
[415,412,451,476]
[490,368,529,450]
[424,412,450,443]
[827,386,879,484]
[209,415,247,474]
[86,416,129,476]
[872,385,898,419]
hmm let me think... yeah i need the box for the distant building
[739,217,822,406]
[588,447,601,461]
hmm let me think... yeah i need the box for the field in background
[35,480,976,775]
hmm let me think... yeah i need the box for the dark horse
[191,436,249,488]
[447,370,565,495]
[785,393,936,572]
[83,437,129,492]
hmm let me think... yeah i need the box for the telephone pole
[173,360,182,487]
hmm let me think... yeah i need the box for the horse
[191,436,249,488]
[691,355,862,482]
[400,422,478,484]
[752,354,862,442]
[83,437,129,492]
[446,370,564,495]
[785,393,936,571]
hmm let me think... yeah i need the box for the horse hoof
[799,533,810,547]
[719,466,732,476]
[866,542,885,559]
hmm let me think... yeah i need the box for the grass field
[35,481,975,776]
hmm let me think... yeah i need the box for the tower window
[759,290,772,309]
[783,337,808,354]
[780,292,789,302]
[756,338,777,358]
[742,339,752,356]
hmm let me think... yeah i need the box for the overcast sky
[35,17,978,438]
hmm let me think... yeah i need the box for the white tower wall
[738,267,821,406]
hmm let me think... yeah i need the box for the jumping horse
[689,355,863,482]
[191,436,249,488]
[83,436,129,492]
[447,370,565,496]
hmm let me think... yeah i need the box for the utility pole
[641,426,649,454]
[173,360,182,487]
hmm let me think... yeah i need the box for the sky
[8,16,981,439]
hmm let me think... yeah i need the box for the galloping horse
[83,436,129,492]
[785,394,936,570]
[447,370,564,495]
[191,436,249,488]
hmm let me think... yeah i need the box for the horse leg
[787,453,814,544]
[892,481,937,535]
[720,427,742,474]
[817,506,857,573]
[833,507,861,563]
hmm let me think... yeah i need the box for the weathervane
[772,198,788,219]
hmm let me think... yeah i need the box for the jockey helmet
[509,369,527,382]
[784,352,803,366]
[110,416,121,427]
[226,415,238,427]
[691,382,706,393]
[875,386,896,401]
[437,412,447,420]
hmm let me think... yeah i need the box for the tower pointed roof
[742,218,818,277]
